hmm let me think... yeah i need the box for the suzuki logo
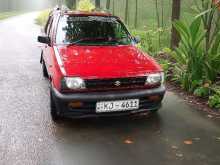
[115,81,121,87]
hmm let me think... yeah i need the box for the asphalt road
[0,13,220,165]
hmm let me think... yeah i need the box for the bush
[208,94,220,109]
[158,59,172,80]
[77,0,95,12]
[194,86,210,98]
[131,28,169,55]
[172,17,220,92]
[35,10,51,26]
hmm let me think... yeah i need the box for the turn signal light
[148,95,161,102]
[68,101,83,108]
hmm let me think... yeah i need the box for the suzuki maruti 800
[38,8,166,121]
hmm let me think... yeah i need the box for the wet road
[0,13,220,165]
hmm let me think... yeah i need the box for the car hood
[56,45,162,79]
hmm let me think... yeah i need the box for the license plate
[96,99,139,113]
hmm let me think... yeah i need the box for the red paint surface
[41,11,163,91]
[57,45,162,79]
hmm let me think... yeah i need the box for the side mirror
[38,36,51,45]
[134,36,141,44]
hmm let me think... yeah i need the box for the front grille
[85,77,146,89]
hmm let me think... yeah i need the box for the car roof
[62,10,113,17]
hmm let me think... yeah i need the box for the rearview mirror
[134,36,141,44]
[38,36,51,45]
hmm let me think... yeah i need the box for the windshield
[56,15,133,46]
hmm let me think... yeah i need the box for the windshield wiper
[70,37,121,45]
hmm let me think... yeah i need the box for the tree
[72,0,76,9]
[113,0,115,15]
[155,0,165,28]
[194,0,220,56]
[161,0,164,27]
[134,0,138,28]
[125,0,129,24]
[155,0,162,46]
[106,0,110,10]
[155,0,160,28]
[77,0,95,11]
[170,0,181,49]
[65,0,76,9]
[95,0,101,8]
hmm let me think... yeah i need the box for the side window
[46,17,54,36]
[44,16,51,34]
[114,22,127,39]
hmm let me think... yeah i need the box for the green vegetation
[131,28,170,55]
[208,94,220,109]
[194,86,210,98]
[172,17,215,91]
[170,1,220,110]
[35,9,50,26]
[0,12,21,20]
[130,0,220,110]
[35,0,220,111]
[208,85,220,109]
[77,0,95,11]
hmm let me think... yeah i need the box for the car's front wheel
[42,60,49,78]
[50,89,62,122]
[150,108,160,115]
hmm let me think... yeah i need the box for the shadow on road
[53,113,163,138]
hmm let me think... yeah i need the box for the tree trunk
[155,0,160,28]
[171,0,181,49]
[155,0,161,46]
[65,0,76,9]
[135,0,138,28]
[95,0,101,9]
[106,0,110,10]
[72,0,76,9]
[113,0,115,15]
[161,0,164,27]
[125,0,129,24]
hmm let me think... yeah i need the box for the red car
[38,8,166,121]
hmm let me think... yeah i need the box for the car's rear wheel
[42,60,49,78]
[50,89,62,122]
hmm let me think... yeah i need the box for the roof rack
[53,5,70,12]
[52,6,113,16]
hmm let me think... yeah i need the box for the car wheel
[50,89,62,122]
[42,60,49,78]
[150,108,159,114]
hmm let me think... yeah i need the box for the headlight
[64,77,86,90]
[146,72,164,85]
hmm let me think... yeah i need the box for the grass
[35,9,51,26]
[0,11,22,20]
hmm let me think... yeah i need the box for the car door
[43,16,54,76]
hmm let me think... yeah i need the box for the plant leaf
[190,17,202,45]
[211,32,220,55]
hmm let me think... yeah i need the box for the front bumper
[51,86,166,118]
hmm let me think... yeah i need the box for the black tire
[42,60,49,78]
[50,89,62,122]
[150,109,159,114]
